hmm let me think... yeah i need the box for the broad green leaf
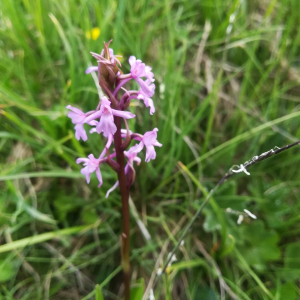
[239,221,280,271]
[275,282,297,300]
[0,259,16,282]
[193,287,218,300]
[130,278,145,300]
[279,282,296,300]
[81,209,99,224]
[283,242,300,280]
[203,209,221,232]
[284,242,300,269]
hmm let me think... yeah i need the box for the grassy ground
[1,0,300,299]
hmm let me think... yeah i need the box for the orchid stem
[114,115,130,300]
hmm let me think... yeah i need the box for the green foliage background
[1,0,300,299]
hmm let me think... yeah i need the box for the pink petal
[81,167,91,183]
[85,110,102,123]
[145,66,154,82]
[87,154,96,160]
[147,99,155,115]
[137,94,155,115]
[145,145,156,162]
[66,105,85,115]
[101,96,110,106]
[133,156,141,164]
[68,111,85,124]
[105,181,119,198]
[143,128,159,146]
[126,142,144,156]
[121,129,133,137]
[85,66,98,74]
[74,124,87,141]
[96,113,117,137]
[76,158,89,164]
[128,56,136,66]
[90,127,97,134]
[87,120,98,126]
[99,135,113,159]
[136,78,153,97]
[130,59,146,79]
[95,167,103,187]
[111,109,135,119]
[67,105,86,124]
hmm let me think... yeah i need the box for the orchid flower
[137,79,156,115]
[85,97,135,137]
[127,128,162,162]
[129,56,154,97]
[76,154,103,187]
[66,105,97,141]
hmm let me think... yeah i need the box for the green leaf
[81,209,99,224]
[284,242,300,280]
[0,171,82,181]
[203,208,221,232]
[95,285,104,300]
[279,282,296,300]
[238,221,280,271]
[0,225,91,253]
[0,259,16,282]
[193,287,218,300]
[130,278,145,300]
[284,242,300,269]
[22,203,56,225]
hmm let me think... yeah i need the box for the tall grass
[1,0,300,299]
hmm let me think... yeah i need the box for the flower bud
[95,41,121,92]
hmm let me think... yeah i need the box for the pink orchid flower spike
[67,41,161,300]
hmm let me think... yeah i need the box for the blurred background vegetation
[1,0,300,299]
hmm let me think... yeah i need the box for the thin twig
[193,237,238,300]
[156,140,300,286]
[194,20,211,76]
[142,215,187,300]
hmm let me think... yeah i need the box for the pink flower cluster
[67,44,162,197]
